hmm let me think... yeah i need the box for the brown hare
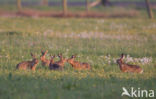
[49,54,66,70]
[40,50,50,66]
[67,55,91,70]
[53,53,67,67]
[49,55,63,70]
[49,55,55,65]
[116,53,143,73]
[16,53,39,71]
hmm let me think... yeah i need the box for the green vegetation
[0,17,156,99]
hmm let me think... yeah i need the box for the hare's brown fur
[53,54,66,68]
[67,55,91,70]
[40,50,50,66]
[116,54,143,73]
[49,55,55,65]
[49,55,62,70]
[16,53,39,71]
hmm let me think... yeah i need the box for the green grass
[0,17,156,99]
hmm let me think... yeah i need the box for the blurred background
[0,0,155,18]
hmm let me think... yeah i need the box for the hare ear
[45,50,48,54]
[120,53,124,59]
[58,53,62,57]
[31,53,36,58]
[51,55,55,58]
[43,50,48,56]
[60,53,62,56]
[41,50,44,55]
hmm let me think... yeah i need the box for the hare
[40,50,50,66]
[67,55,91,70]
[49,55,55,65]
[116,54,143,73]
[49,54,66,70]
[49,55,63,70]
[53,53,67,67]
[16,53,39,71]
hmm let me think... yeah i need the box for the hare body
[49,55,62,70]
[67,55,91,70]
[119,63,143,73]
[16,53,39,71]
[117,54,143,73]
[53,54,66,68]
[49,64,63,70]
[40,50,50,66]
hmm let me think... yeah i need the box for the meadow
[0,17,156,99]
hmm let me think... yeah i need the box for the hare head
[16,53,39,71]
[31,53,39,64]
[58,53,67,63]
[67,55,76,63]
[50,55,55,63]
[58,53,62,58]
[116,53,124,65]
[51,55,55,59]
[40,50,48,60]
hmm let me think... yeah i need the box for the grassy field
[0,17,156,99]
